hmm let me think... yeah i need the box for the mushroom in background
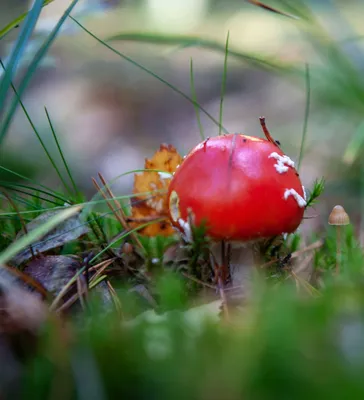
[328,204,350,275]
[167,119,306,300]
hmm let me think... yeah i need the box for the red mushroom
[167,118,306,296]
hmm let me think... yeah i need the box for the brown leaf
[130,144,183,237]
[0,268,47,335]
[23,255,81,297]
[11,209,90,266]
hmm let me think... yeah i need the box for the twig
[293,253,314,276]
[49,266,85,311]
[55,263,113,314]
[125,216,167,223]
[259,116,280,147]
[93,174,143,250]
[87,258,116,273]
[89,258,114,284]
[181,271,216,290]
[259,239,324,269]
[106,280,123,319]
[246,0,299,19]
[77,275,86,310]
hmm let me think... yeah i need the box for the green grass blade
[105,32,291,71]
[0,185,64,206]
[0,181,68,204]
[0,165,68,203]
[0,0,43,110]
[44,107,78,196]
[0,0,55,41]
[71,17,228,134]
[1,192,40,210]
[0,189,163,217]
[343,120,364,165]
[219,31,230,136]
[189,58,204,141]
[0,205,81,265]
[297,63,311,171]
[0,0,80,145]
[1,190,40,212]
[1,72,73,194]
[90,220,162,264]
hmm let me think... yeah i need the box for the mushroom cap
[328,205,350,226]
[168,134,306,241]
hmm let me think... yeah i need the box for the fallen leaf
[11,209,89,266]
[130,144,183,237]
[23,255,81,297]
[0,268,47,335]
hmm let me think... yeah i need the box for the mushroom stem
[210,241,255,301]
[328,205,350,275]
[336,226,342,275]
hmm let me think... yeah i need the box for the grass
[1,0,364,399]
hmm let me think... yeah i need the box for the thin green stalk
[189,58,204,141]
[0,59,74,195]
[0,189,163,217]
[45,107,78,196]
[297,63,311,171]
[0,0,43,110]
[71,16,228,134]
[1,192,39,210]
[0,0,80,145]
[18,95,72,194]
[219,31,230,136]
[0,165,69,203]
[106,32,290,71]
[90,220,163,264]
[0,180,68,204]
[1,185,63,206]
[0,0,55,41]
[49,265,86,311]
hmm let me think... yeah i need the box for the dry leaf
[130,144,183,237]
[0,268,47,335]
[23,255,81,297]
[11,209,89,266]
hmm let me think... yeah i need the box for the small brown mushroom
[328,205,350,226]
[328,205,350,275]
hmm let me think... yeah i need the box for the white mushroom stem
[210,241,258,301]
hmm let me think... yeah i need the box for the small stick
[259,116,280,147]
[106,280,123,319]
[126,216,167,223]
[259,239,324,269]
[246,0,299,19]
[181,271,216,290]
[77,275,86,310]
[92,177,144,249]
[97,173,143,249]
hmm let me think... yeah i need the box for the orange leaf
[130,144,183,237]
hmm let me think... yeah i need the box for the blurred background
[1,0,364,239]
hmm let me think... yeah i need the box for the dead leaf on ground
[23,255,81,297]
[11,209,90,266]
[130,144,183,237]
[0,268,47,335]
